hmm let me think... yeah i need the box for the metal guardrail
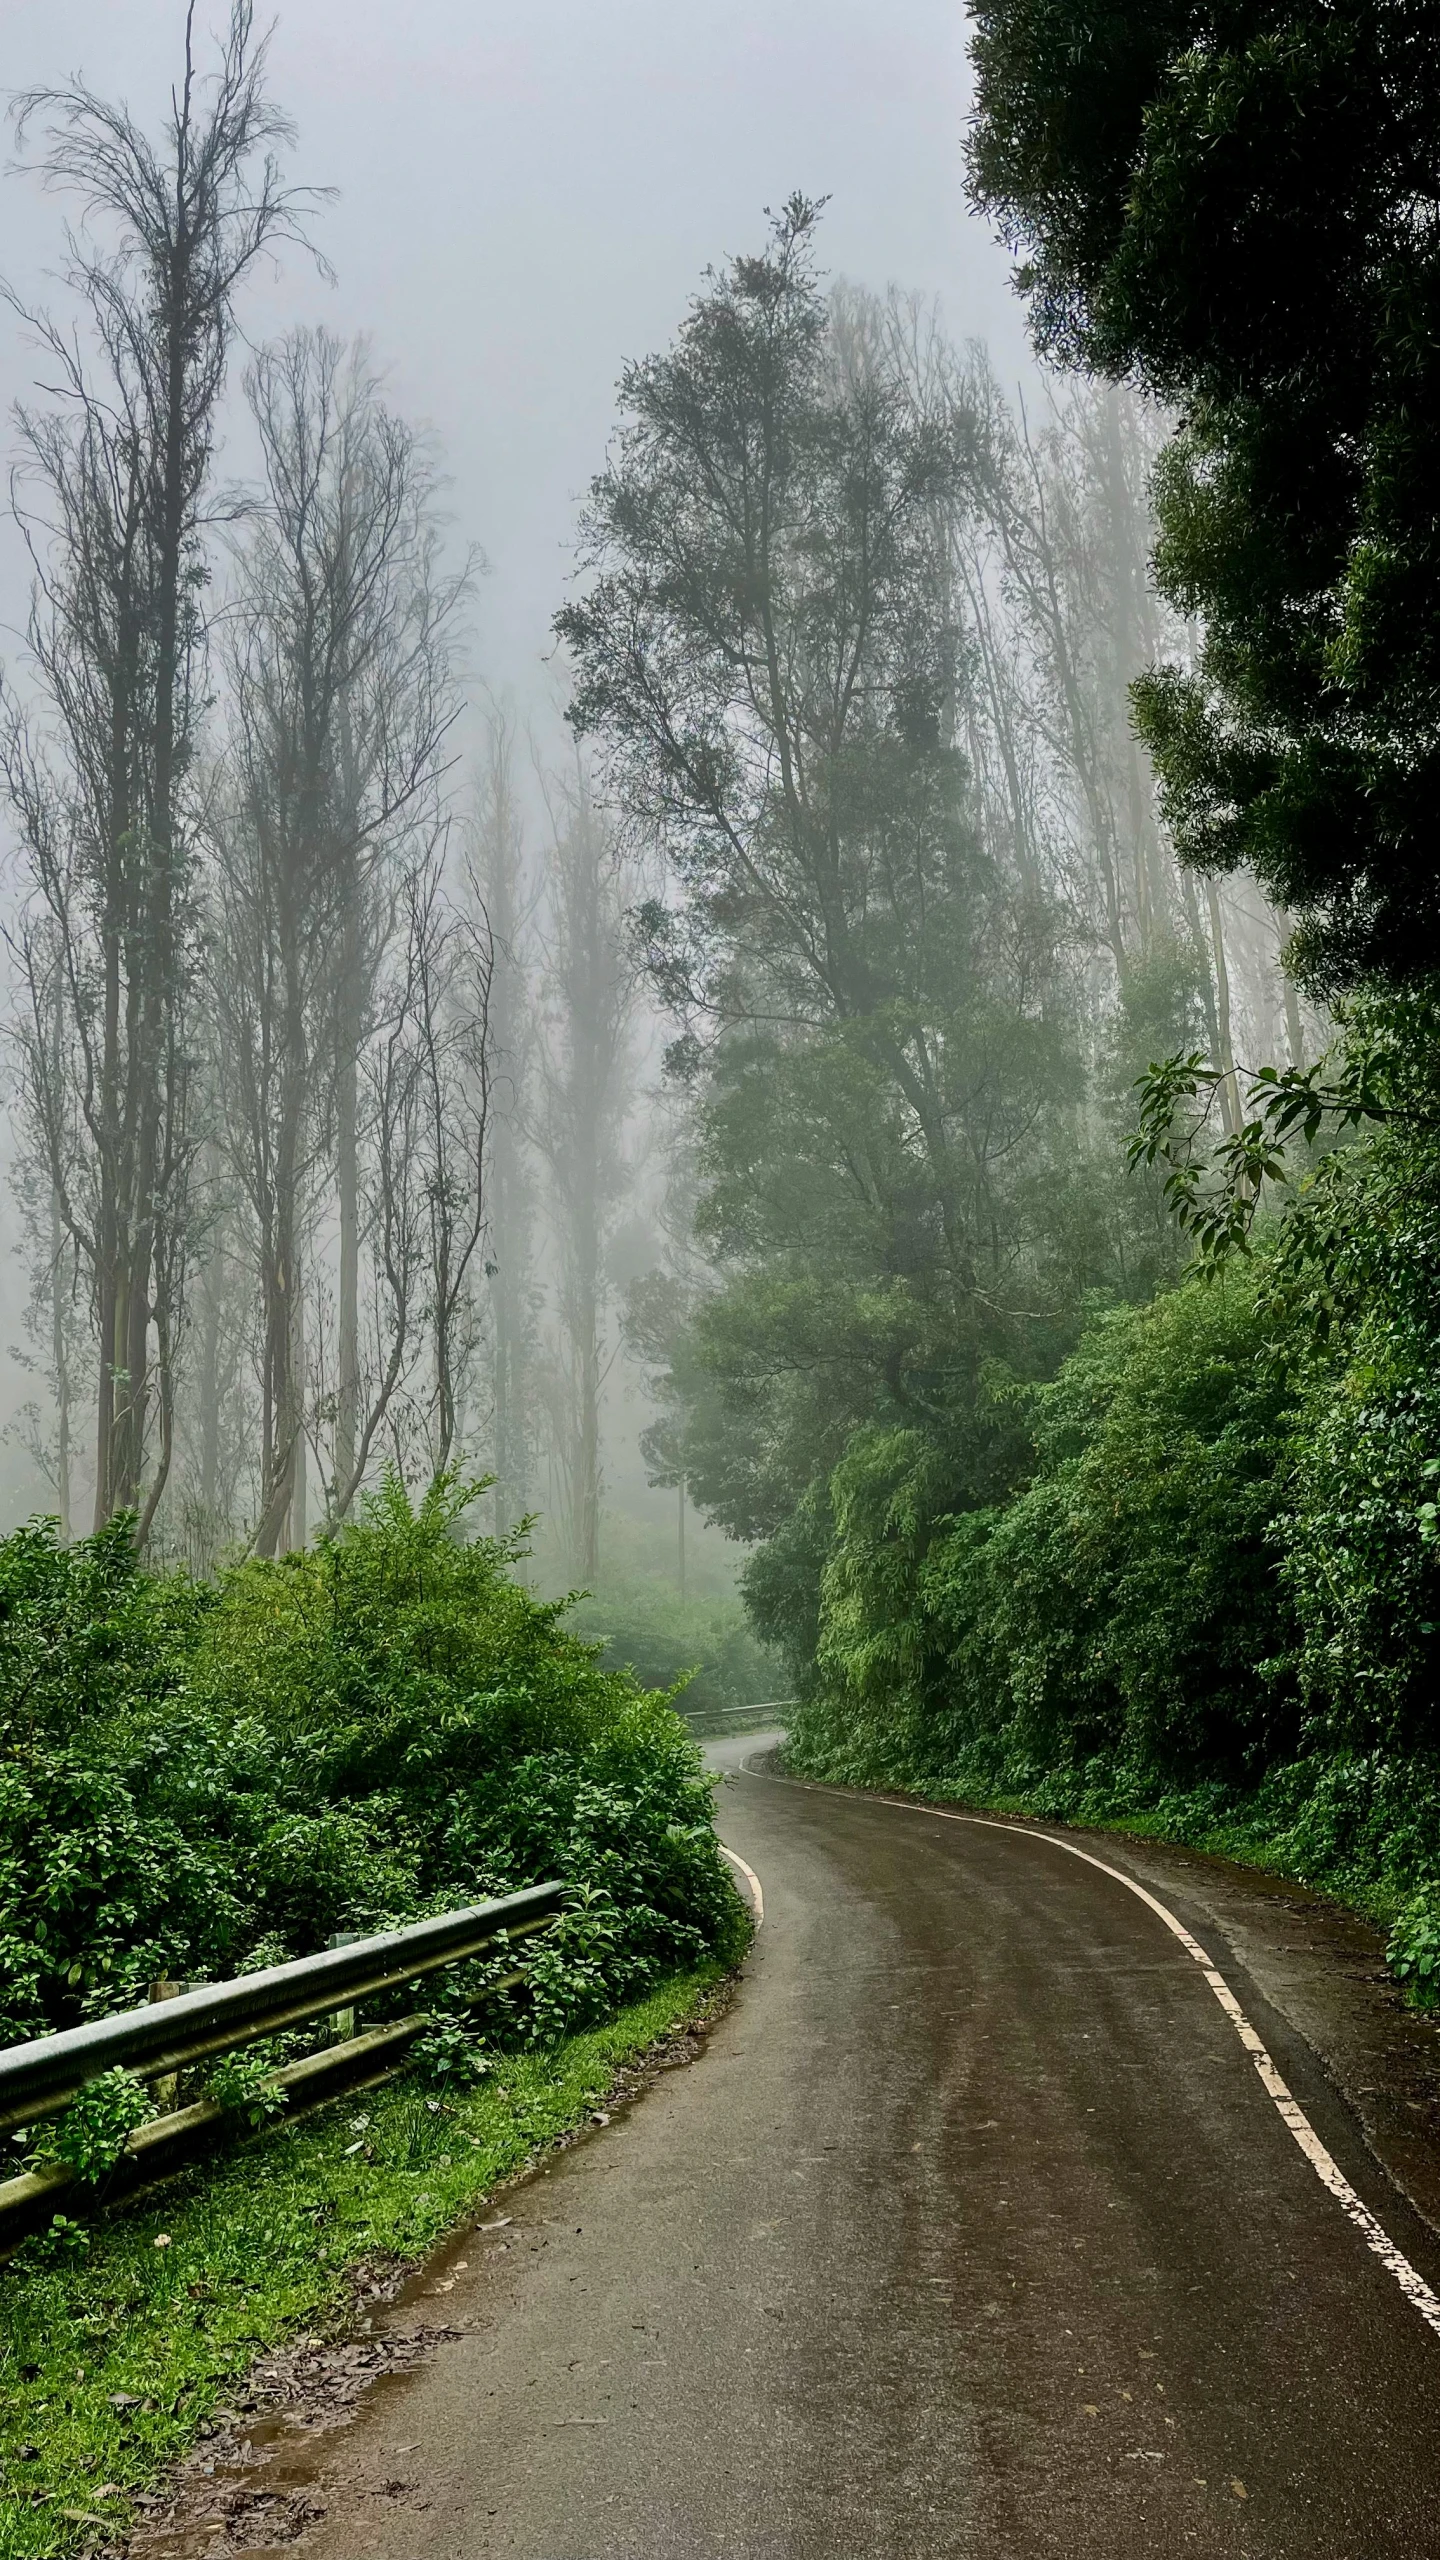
[0,1883,565,2256]
[680,1700,794,1736]
[0,1881,563,2133]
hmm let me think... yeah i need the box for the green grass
[0,1968,725,2560]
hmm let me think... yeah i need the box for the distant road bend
[301,1732,1440,2559]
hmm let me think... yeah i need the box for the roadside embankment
[0,1968,729,2560]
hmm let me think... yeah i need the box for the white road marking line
[718,1842,764,1928]
[739,1759,1440,2344]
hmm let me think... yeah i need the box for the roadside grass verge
[0,1965,727,2560]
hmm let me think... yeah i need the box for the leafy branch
[1127,1045,1393,1268]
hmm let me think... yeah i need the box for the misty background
[0,0,1032,696]
[0,1,1306,1716]
[0,2,1030,1659]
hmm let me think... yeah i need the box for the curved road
[297,1735,1440,2559]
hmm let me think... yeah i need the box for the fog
[0,0,1031,704]
[0,2,1306,1718]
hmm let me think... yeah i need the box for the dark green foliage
[565,1574,782,1726]
[968,0,1440,987]
[0,1474,743,2051]
[204,2050,289,2127]
[41,2069,156,2182]
[1388,1889,1440,2011]
[785,1015,1440,1948]
[1271,1023,1440,1746]
[405,2012,492,2091]
[790,1268,1298,1792]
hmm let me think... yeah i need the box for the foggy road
[292,1738,1440,2559]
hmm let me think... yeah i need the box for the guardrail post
[148,1979,185,2107]
[327,1934,363,2041]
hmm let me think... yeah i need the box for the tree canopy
[968,0,1440,990]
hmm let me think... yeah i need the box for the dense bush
[564,1573,784,1726]
[782,1015,1440,1940]
[0,1474,744,2049]
[1276,1104,1440,1749]
[790,1267,1300,1793]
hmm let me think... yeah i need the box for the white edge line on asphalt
[719,1843,764,1929]
[738,1755,1440,2345]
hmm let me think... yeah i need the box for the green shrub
[1277,1131,1440,1749]
[43,2069,156,2182]
[0,1472,745,2052]
[205,2050,288,2127]
[1387,1887,1440,2009]
[407,2014,492,2091]
[789,1267,1300,1793]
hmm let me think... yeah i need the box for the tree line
[561,196,1309,1689]
[8,0,1397,1881]
[0,6,652,1580]
[558,0,1440,1951]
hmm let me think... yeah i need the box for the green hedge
[0,1473,745,2051]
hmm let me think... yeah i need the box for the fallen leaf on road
[1231,2479,1248,2499]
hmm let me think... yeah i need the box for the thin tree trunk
[1275,909,1306,1070]
[289,1249,307,1550]
[1206,878,1241,1138]
[578,1297,601,1585]
[1179,868,1224,1065]
[198,1215,223,1520]
[51,1189,71,1541]
[335,918,361,1508]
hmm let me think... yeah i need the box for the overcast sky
[0,0,1034,702]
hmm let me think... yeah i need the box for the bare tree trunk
[335,902,361,1504]
[474,716,536,1538]
[5,7,317,1538]
[1275,909,1307,1070]
[532,766,636,1586]
[50,1188,71,1540]
[1206,878,1241,1138]
[198,1267,222,1519]
[574,1208,602,1586]
[1177,867,1224,1064]
[289,1249,307,1550]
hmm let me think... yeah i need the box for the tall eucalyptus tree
[1,2,321,1535]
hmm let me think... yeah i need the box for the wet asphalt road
[301,1738,1440,2559]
